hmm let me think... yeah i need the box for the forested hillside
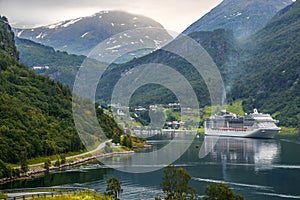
[0,16,18,59]
[96,29,237,107]
[15,37,85,68]
[15,37,84,88]
[0,16,124,173]
[231,1,300,127]
[0,16,83,166]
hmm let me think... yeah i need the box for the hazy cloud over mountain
[0,0,222,32]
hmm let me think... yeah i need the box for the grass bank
[276,127,300,141]
[0,191,7,198]
[11,192,111,200]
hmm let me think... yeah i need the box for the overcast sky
[0,0,222,33]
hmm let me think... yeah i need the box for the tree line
[105,165,244,200]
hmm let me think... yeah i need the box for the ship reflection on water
[201,136,280,171]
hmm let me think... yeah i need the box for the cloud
[0,0,222,32]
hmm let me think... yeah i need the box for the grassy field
[276,127,300,141]
[26,192,111,200]
[0,192,8,198]
[7,139,106,168]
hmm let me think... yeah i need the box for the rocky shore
[0,150,134,185]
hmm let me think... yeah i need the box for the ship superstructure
[205,109,280,139]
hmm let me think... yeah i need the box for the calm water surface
[2,137,300,199]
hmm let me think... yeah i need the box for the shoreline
[0,150,134,185]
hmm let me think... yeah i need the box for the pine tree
[203,183,244,200]
[160,165,196,200]
[104,177,123,200]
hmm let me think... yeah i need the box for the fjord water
[2,137,300,199]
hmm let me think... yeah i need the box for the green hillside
[0,16,18,59]
[0,16,84,166]
[0,16,124,177]
[231,1,300,127]
[15,37,85,68]
[96,29,237,107]
[15,37,85,89]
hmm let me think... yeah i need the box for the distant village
[107,102,192,130]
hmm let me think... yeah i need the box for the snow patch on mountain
[17,30,23,37]
[229,12,243,18]
[14,10,172,59]
[99,11,109,14]
[81,32,89,38]
[123,33,131,38]
[153,40,162,48]
[35,33,42,39]
[48,22,63,29]
[62,18,82,28]
[106,45,121,50]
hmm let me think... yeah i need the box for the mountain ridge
[15,37,85,88]
[183,0,295,38]
[14,10,172,58]
[231,0,300,127]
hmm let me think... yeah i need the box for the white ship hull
[205,128,280,139]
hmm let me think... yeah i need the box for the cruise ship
[204,109,280,139]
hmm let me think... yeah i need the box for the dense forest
[231,1,300,127]
[0,16,125,179]
[1,15,82,164]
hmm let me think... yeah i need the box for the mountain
[15,37,84,88]
[231,0,300,127]
[183,0,295,38]
[15,37,85,68]
[96,29,238,107]
[96,0,300,130]
[0,16,124,174]
[14,11,172,60]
